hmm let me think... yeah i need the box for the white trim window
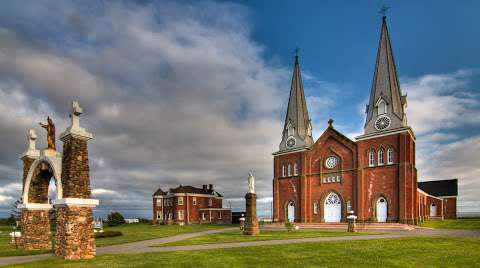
[282,165,286,177]
[202,212,207,221]
[387,147,394,164]
[218,211,222,220]
[178,210,184,220]
[178,196,184,205]
[293,162,299,176]
[288,164,292,176]
[156,198,162,206]
[208,198,213,207]
[193,197,197,206]
[378,148,385,166]
[369,149,375,167]
[377,98,387,115]
[313,201,319,214]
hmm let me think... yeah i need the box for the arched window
[287,121,295,137]
[282,165,286,177]
[287,164,292,176]
[387,147,394,164]
[377,99,387,115]
[293,162,299,176]
[369,149,375,167]
[378,148,385,166]
[313,201,319,214]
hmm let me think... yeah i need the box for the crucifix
[70,100,83,130]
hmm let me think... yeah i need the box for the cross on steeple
[378,4,390,18]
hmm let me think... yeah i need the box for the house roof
[418,179,458,197]
[152,188,167,196]
[169,185,223,197]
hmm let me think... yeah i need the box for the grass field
[0,225,50,257]
[5,236,480,267]
[157,229,371,247]
[0,223,233,257]
[420,219,480,229]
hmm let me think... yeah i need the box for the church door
[430,203,437,217]
[376,197,387,223]
[324,192,341,222]
[287,201,295,222]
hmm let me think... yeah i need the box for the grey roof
[418,179,458,197]
[169,185,223,197]
[364,16,407,134]
[278,55,313,152]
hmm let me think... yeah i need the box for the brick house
[272,16,458,224]
[152,184,231,225]
[418,179,458,220]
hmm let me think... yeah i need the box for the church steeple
[364,16,407,134]
[278,54,313,152]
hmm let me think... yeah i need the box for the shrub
[95,231,122,239]
[106,212,126,226]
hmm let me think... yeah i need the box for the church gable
[307,123,357,174]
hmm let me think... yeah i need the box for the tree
[106,212,125,226]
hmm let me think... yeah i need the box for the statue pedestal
[243,192,260,236]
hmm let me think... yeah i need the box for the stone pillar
[347,211,357,232]
[54,101,98,260]
[243,193,260,236]
[18,204,53,250]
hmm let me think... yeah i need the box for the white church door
[287,201,295,222]
[376,197,388,223]
[430,203,437,217]
[324,192,342,223]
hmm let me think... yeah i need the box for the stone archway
[17,101,99,260]
[18,153,62,250]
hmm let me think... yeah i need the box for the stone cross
[27,129,37,152]
[248,172,255,193]
[70,101,83,130]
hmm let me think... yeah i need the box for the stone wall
[55,206,95,259]
[19,209,52,250]
[61,137,91,198]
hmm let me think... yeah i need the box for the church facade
[272,17,457,224]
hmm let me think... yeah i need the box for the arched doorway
[324,192,341,222]
[287,201,295,222]
[376,197,388,223]
[430,203,437,217]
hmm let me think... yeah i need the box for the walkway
[1,227,479,266]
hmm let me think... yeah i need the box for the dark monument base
[244,192,260,236]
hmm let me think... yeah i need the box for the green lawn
[0,225,50,257]
[0,223,232,257]
[156,229,371,247]
[95,223,233,247]
[420,219,480,229]
[5,237,480,267]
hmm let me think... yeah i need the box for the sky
[0,0,479,218]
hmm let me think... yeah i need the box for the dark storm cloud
[0,1,288,216]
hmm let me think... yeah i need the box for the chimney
[202,184,208,191]
[209,184,213,191]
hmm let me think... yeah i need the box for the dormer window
[287,121,295,137]
[377,98,387,115]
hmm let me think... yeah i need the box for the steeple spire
[364,16,407,134]
[278,54,313,152]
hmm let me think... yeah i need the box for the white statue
[248,172,255,193]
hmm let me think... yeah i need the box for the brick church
[272,17,457,224]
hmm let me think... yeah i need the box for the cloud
[0,1,288,217]
[403,70,480,135]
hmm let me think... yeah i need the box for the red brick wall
[153,195,226,224]
[443,197,457,219]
